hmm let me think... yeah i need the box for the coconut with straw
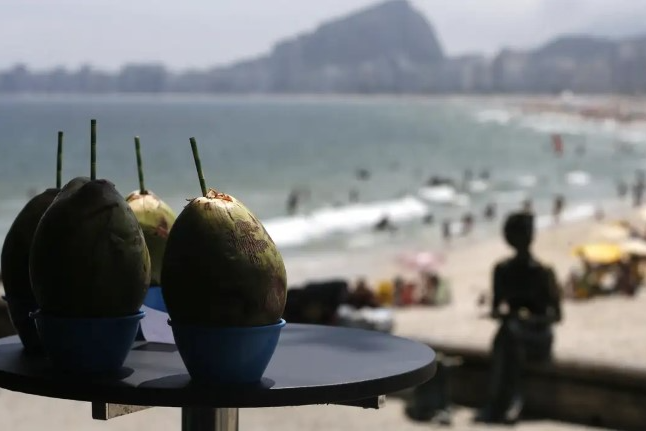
[126,136,176,286]
[161,137,287,327]
[30,120,151,317]
[2,131,65,304]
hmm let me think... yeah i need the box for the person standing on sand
[441,220,451,243]
[475,212,562,425]
[552,194,565,224]
[632,170,645,207]
[484,203,496,221]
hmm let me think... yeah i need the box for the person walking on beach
[441,220,451,243]
[475,212,562,425]
[632,170,645,207]
[286,189,300,215]
[552,194,565,224]
[484,203,496,221]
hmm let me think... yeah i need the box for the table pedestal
[182,408,239,431]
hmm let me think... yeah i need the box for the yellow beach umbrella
[571,243,624,264]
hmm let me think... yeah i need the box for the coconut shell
[126,190,176,286]
[161,190,286,327]
[1,188,59,301]
[29,177,151,318]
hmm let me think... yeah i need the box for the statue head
[503,211,534,253]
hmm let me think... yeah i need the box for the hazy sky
[1,0,646,71]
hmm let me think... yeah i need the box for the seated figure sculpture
[476,212,562,424]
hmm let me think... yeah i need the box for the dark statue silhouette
[476,211,562,424]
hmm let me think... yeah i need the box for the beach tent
[572,243,624,264]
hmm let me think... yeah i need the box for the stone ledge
[412,339,646,431]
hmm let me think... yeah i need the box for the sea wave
[475,109,514,125]
[565,170,591,186]
[264,195,428,248]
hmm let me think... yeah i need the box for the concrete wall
[423,341,646,431]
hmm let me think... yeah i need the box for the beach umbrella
[396,251,445,272]
[571,243,624,264]
[620,238,646,256]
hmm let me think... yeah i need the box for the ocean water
[0,94,644,270]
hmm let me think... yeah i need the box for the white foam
[566,170,591,186]
[475,109,513,125]
[535,202,597,229]
[264,195,428,249]
[468,179,489,193]
[418,185,456,203]
[517,174,538,188]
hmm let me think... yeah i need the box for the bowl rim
[168,318,286,332]
[29,309,146,322]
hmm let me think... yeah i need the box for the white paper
[140,305,175,344]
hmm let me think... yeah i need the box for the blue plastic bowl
[33,310,145,375]
[170,319,286,385]
[143,285,167,312]
[2,295,43,355]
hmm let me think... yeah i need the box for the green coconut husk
[1,131,64,301]
[29,120,151,318]
[126,190,176,286]
[1,189,59,301]
[161,138,286,326]
[125,136,176,285]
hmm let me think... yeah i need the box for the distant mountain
[202,0,444,93]
[3,0,646,94]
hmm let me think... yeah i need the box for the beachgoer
[551,133,563,156]
[480,169,491,181]
[286,189,300,215]
[552,194,565,224]
[632,171,645,207]
[356,168,370,181]
[484,203,496,221]
[442,220,451,243]
[346,278,379,309]
[475,212,562,424]
[422,212,434,225]
[393,276,405,307]
[420,272,440,305]
[374,215,397,233]
[461,212,474,236]
[617,180,628,199]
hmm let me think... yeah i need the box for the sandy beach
[0,205,642,431]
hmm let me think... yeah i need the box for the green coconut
[126,191,175,286]
[1,131,65,302]
[29,120,151,318]
[1,188,59,301]
[125,137,176,286]
[161,138,286,327]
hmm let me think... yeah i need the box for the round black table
[0,324,436,431]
